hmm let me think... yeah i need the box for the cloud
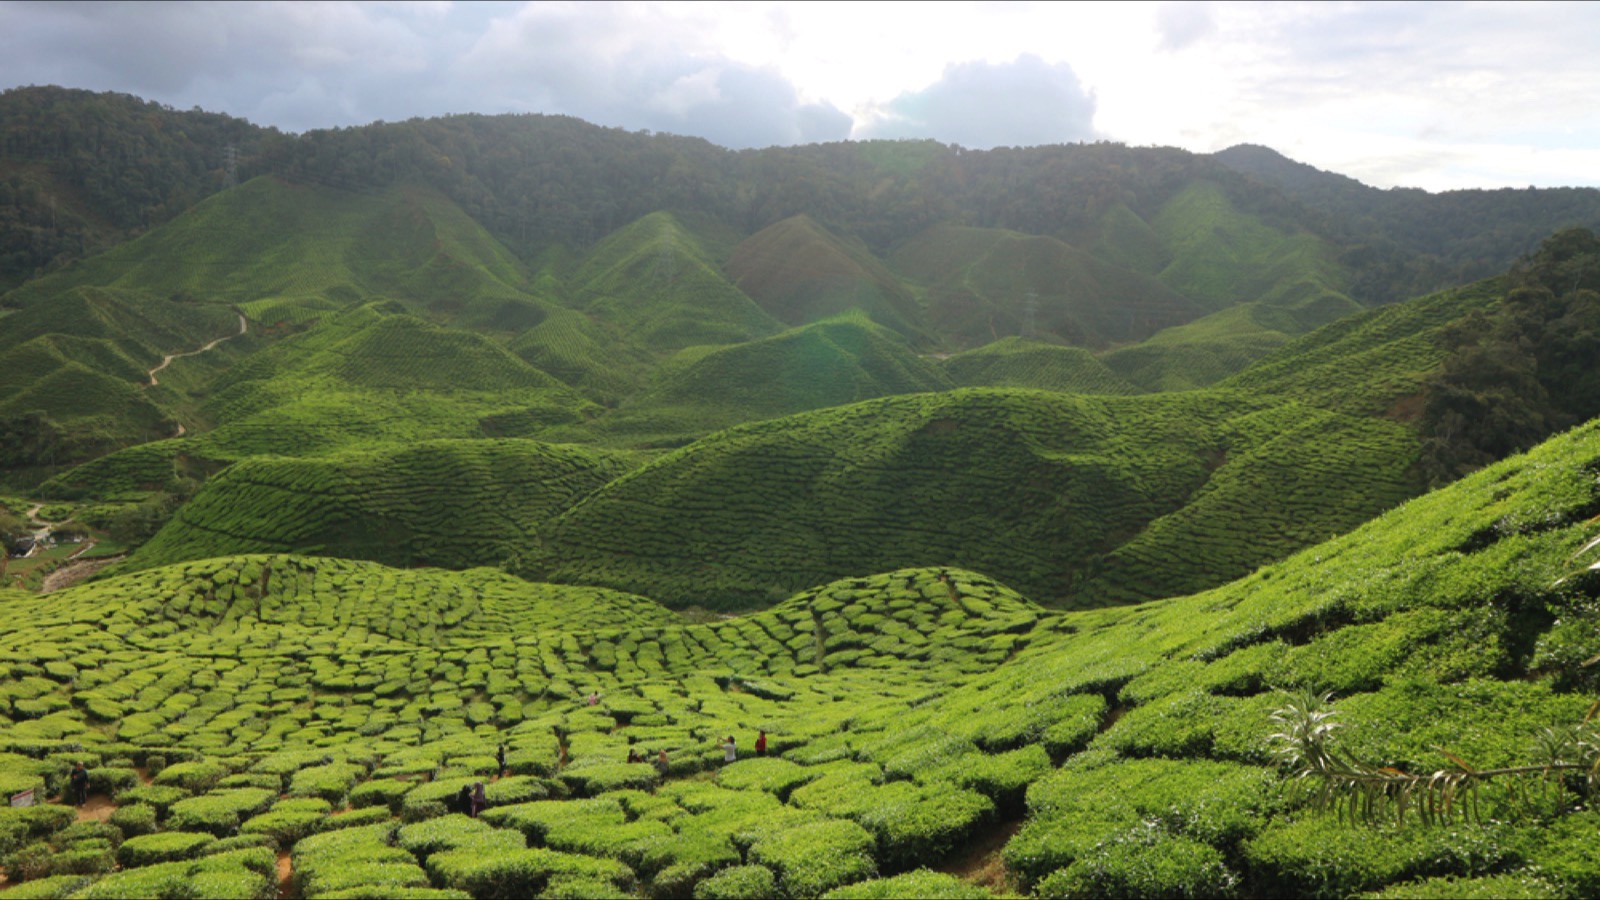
[456,2,850,147]
[0,0,851,146]
[857,55,1096,149]
[1157,1,1216,51]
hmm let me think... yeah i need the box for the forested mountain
[1214,143,1600,299]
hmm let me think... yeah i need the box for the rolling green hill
[182,305,598,459]
[0,417,1598,897]
[525,388,1421,611]
[2,177,551,332]
[940,338,1140,394]
[569,211,782,352]
[116,439,638,574]
[725,215,930,340]
[553,313,954,448]
[889,223,1200,347]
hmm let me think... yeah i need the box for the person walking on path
[69,762,90,806]
[655,749,670,776]
[496,744,507,775]
[755,730,767,757]
[722,735,737,764]
[471,782,488,818]
[455,785,474,816]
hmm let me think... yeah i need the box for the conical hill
[725,214,930,340]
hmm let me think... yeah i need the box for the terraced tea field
[3,419,1600,897]
[528,388,1423,611]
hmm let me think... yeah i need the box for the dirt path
[75,794,117,824]
[147,313,247,387]
[936,817,1024,892]
[276,851,294,899]
[40,554,125,593]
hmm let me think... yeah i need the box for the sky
[3,0,1598,192]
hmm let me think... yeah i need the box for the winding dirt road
[147,313,247,387]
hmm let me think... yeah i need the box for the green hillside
[185,305,597,459]
[0,287,239,473]
[526,388,1420,611]
[889,223,1200,347]
[557,313,953,448]
[117,439,637,573]
[1220,278,1505,416]
[2,177,550,332]
[569,212,782,352]
[1146,181,1356,318]
[940,338,1139,394]
[725,215,930,340]
[0,418,1598,896]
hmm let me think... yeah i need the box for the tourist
[69,762,90,806]
[755,730,767,757]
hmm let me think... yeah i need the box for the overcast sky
[3,0,1598,192]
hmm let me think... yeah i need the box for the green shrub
[167,788,276,837]
[0,804,76,856]
[117,830,218,867]
[923,743,1051,814]
[206,833,278,854]
[240,797,331,845]
[0,874,95,899]
[748,819,877,897]
[152,760,231,793]
[289,761,363,806]
[821,868,992,898]
[321,805,394,831]
[1034,828,1240,899]
[692,864,779,900]
[716,757,818,800]
[557,762,659,796]
[107,803,157,838]
[397,814,524,863]
[115,784,190,817]
[349,778,416,814]
[538,873,634,898]
[217,773,283,791]
[426,846,635,899]
[1241,816,1532,898]
[1006,757,1278,886]
[1363,872,1564,898]
[88,767,141,798]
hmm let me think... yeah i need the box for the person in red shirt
[755,730,767,757]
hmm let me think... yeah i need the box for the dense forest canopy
[6,86,1600,301]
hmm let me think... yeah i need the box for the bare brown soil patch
[74,794,117,824]
[276,851,294,900]
[41,555,126,593]
[936,817,1025,893]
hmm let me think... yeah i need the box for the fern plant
[1269,689,1600,827]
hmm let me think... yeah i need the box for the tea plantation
[2,419,1599,897]
[527,388,1422,611]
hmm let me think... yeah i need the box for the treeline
[253,114,1325,262]
[7,85,1600,309]
[1418,227,1600,484]
[0,86,274,290]
[1216,144,1600,301]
